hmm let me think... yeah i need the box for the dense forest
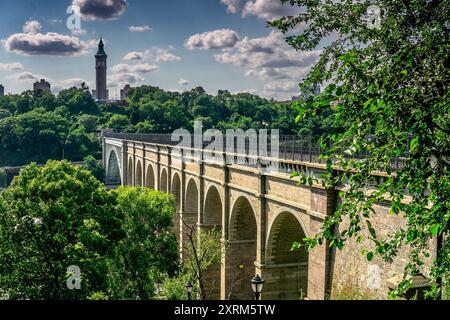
[0,85,335,167]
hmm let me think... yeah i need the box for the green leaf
[410,137,420,152]
[367,251,374,262]
[430,224,441,237]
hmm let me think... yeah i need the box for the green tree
[0,161,122,299]
[82,155,104,182]
[106,114,131,132]
[107,186,179,300]
[272,0,449,298]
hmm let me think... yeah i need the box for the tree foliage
[271,0,449,298]
[107,186,179,300]
[0,161,179,300]
[0,161,121,299]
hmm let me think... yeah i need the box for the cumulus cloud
[109,73,144,88]
[0,62,24,72]
[153,47,181,62]
[3,32,88,56]
[23,20,42,34]
[264,81,298,92]
[52,78,91,93]
[220,0,241,13]
[71,28,88,36]
[111,63,158,74]
[178,78,189,86]
[109,62,157,88]
[7,71,44,82]
[129,25,152,32]
[123,47,181,62]
[242,0,299,20]
[213,30,321,99]
[123,50,149,61]
[185,29,239,50]
[215,30,320,77]
[61,78,91,88]
[72,0,128,21]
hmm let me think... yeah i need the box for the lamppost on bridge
[251,274,265,301]
[185,280,193,300]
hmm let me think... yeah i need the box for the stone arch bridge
[102,132,398,300]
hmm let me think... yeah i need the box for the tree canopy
[0,161,179,300]
[271,0,449,298]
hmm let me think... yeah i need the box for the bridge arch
[185,177,199,226]
[203,184,223,227]
[226,196,258,300]
[106,149,121,186]
[202,184,223,299]
[135,160,143,186]
[171,172,182,212]
[127,156,133,186]
[160,167,168,193]
[264,209,309,300]
[145,163,155,189]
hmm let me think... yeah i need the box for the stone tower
[94,37,108,102]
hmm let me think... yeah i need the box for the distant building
[0,84,4,96]
[33,79,51,92]
[93,37,109,102]
[120,84,131,101]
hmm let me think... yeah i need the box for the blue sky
[0,0,321,100]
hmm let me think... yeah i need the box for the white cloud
[109,62,157,88]
[71,28,88,36]
[72,0,128,21]
[242,0,299,20]
[23,20,42,34]
[111,63,158,74]
[129,25,152,32]
[61,78,91,88]
[264,81,298,92]
[123,50,149,61]
[109,73,144,88]
[153,47,181,62]
[0,62,24,72]
[123,47,181,62]
[178,78,189,86]
[215,31,320,80]
[185,29,239,50]
[3,32,88,56]
[7,71,44,82]
[220,0,241,13]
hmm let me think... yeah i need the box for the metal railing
[102,132,408,171]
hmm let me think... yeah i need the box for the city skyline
[0,0,324,100]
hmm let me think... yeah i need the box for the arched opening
[127,157,133,186]
[202,185,223,300]
[265,212,308,300]
[183,179,199,260]
[106,150,121,186]
[145,164,155,189]
[160,168,168,193]
[203,186,222,227]
[135,160,143,186]
[184,179,199,227]
[171,173,182,212]
[226,197,257,300]
[171,173,182,250]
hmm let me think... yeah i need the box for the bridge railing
[102,132,408,172]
